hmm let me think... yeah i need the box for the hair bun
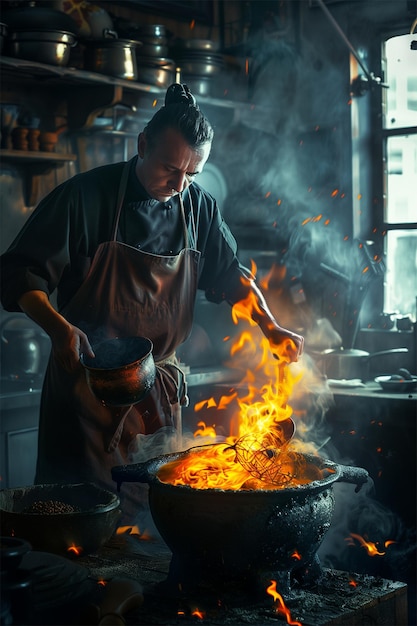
[165,83,197,107]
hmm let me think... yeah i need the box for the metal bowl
[81,336,156,407]
[0,483,121,556]
[375,375,417,392]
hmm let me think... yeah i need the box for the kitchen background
[0,0,416,622]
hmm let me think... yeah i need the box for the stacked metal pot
[170,38,224,97]
[2,6,79,67]
[134,24,176,88]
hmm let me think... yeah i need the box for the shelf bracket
[65,84,124,131]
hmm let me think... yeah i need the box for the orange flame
[291,550,302,561]
[158,281,312,491]
[67,544,83,556]
[349,579,358,587]
[116,525,141,535]
[195,397,217,411]
[116,525,152,541]
[267,580,302,626]
[346,533,393,556]
[191,609,205,619]
[194,421,217,438]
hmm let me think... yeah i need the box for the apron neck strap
[111,158,134,241]
[112,158,198,250]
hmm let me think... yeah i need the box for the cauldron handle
[111,462,152,490]
[334,464,369,492]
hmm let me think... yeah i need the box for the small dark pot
[112,446,368,587]
[0,483,121,556]
[81,336,156,407]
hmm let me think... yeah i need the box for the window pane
[384,34,417,129]
[384,229,417,319]
[385,134,417,223]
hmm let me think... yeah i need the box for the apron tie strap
[155,355,189,422]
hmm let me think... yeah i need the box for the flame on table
[266,580,302,626]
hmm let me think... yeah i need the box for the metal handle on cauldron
[111,461,153,490]
[335,463,369,492]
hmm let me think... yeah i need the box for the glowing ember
[116,525,141,535]
[67,544,83,556]
[266,580,302,626]
[116,525,152,541]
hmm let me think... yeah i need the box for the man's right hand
[50,323,95,373]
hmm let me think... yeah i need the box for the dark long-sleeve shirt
[1,157,252,313]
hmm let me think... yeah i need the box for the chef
[0,84,304,524]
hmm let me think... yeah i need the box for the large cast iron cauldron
[112,445,369,591]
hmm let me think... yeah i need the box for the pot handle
[103,28,118,39]
[367,347,408,360]
[334,464,369,492]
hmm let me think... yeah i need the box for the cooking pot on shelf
[310,347,408,381]
[6,29,77,67]
[80,336,156,407]
[112,446,368,590]
[83,30,141,80]
[0,315,50,379]
[136,57,176,88]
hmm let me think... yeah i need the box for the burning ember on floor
[67,544,83,556]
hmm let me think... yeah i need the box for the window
[382,33,417,321]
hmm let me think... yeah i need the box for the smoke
[318,479,416,584]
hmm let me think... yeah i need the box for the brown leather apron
[35,158,200,525]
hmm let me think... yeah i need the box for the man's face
[136,127,211,202]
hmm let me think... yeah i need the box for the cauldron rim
[112,444,368,496]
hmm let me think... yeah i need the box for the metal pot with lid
[83,30,142,80]
[310,347,409,381]
[0,315,50,379]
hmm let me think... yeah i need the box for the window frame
[369,27,417,318]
